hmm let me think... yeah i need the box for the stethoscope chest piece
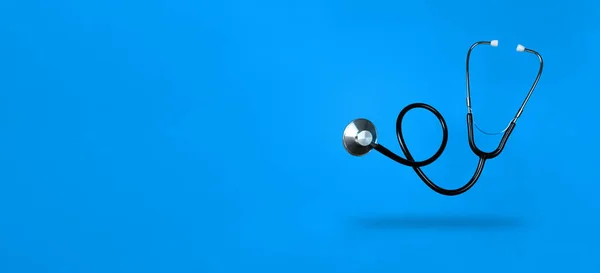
[342,118,377,156]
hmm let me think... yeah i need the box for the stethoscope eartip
[342,118,377,156]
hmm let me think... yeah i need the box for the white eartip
[490,40,498,47]
[516,44,525,52]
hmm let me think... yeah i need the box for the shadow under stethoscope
[355,215,524,231]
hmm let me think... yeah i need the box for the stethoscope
[342,40,544,196]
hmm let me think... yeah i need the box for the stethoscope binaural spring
[342,40,544,196]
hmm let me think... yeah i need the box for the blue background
[0,0,598,272]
